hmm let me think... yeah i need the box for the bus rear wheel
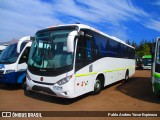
[125,70,129,82]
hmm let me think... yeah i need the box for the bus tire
[92,78,102,95]
[21,78,26,89]
[125,70,129,82]
[24,86,33,96]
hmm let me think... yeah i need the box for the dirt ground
[0,70,159,120]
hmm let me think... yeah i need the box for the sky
[0,0,160,44]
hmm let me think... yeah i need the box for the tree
[126,39,152,58]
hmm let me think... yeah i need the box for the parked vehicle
[151,37,160,97]
[0,36,33,87]
[136,55,142,70]
[25,24,135,98]
[142,55,152,69]
[0,44,8,55]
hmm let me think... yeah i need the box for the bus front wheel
[92,78,102,95]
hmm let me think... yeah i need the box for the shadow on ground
[114,76,160,104]
[24,75,160,105]
[24,90,91,105]
[0,84,21,90]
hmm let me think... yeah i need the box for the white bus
[0,36,32,86]
[142,55,152,69]
[25,24,135,98]
[151,37,160,97]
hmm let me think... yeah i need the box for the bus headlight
[5,70,15,74]
[57,75,72,85]
[26,74,31,81]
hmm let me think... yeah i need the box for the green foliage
[127,39,153,58]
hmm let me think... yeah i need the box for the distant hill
[0,38,19,45]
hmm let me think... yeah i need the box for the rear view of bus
[142,55,152,69]
[152,37,160,97]
[25,24,135,98]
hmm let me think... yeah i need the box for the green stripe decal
[103,66,135,73]
[75,72,97,77]
[103,68,125,73]
[154,72,160,79]
[128,66,135,69]
[75,66,135,77]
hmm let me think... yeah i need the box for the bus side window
[85,38,93,61]
[75,36,85,71]
[19,47,30,64]
[75,33,93,71]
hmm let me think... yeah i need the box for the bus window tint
[80,29,135,60]
[86,39,92,60]
[76,34,93,71]
[108,39,118,57]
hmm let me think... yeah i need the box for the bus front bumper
[26,78,74,98]
[0,72,16,83]
[0,72,26,84]
[142,66,151,70]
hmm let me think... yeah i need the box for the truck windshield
[0,44,19,64]
[0,43,26,64]
[0,50,2,55]
[28,29,74,70]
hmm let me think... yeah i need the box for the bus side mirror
[17,36,34,53]
[67,31,78,52]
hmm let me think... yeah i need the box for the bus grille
[32,80,55,85]
[32,85,56,95]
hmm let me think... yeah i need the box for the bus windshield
[0,44,19,64]
[28,29,74,70]
[0,43,27,64]
[142,58,152,66]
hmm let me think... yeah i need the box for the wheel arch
[93,72,105,90]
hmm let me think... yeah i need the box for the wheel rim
[95,80,101,92]
[126,72,129,80]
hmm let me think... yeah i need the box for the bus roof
[142,55,152,58]
[45,24,135,49]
